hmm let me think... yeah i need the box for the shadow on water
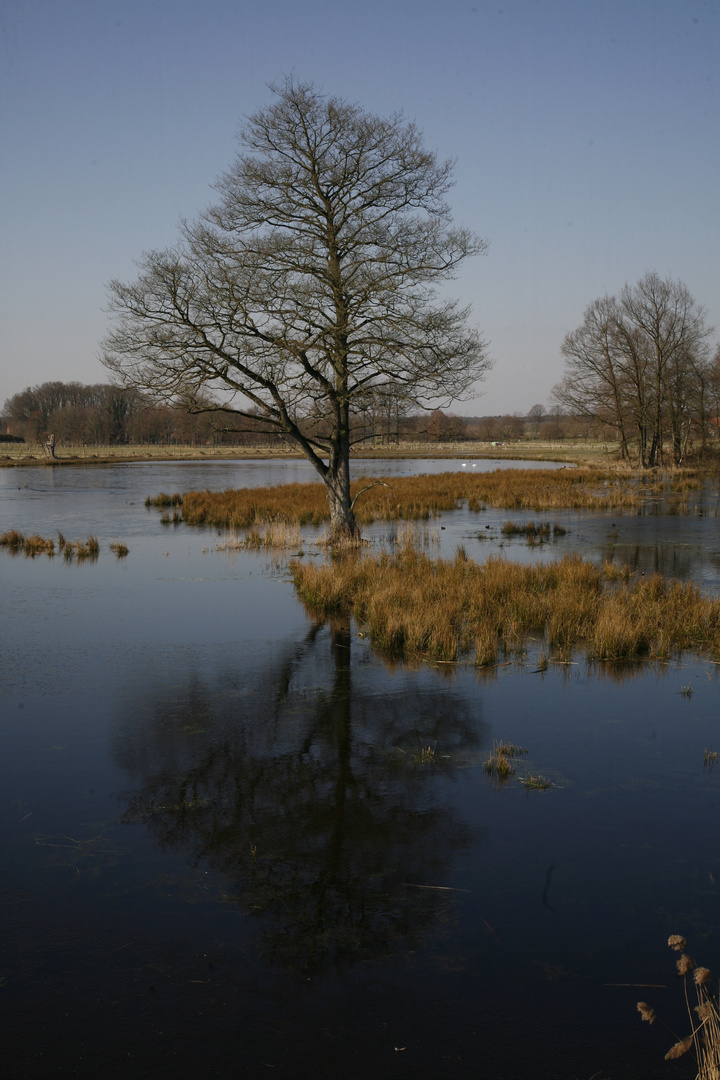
[112,619,486,975]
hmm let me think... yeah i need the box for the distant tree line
[2,378,603,449]
[554,273,720,466]
[2,381,278,447]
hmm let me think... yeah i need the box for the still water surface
[2,459,718,1079]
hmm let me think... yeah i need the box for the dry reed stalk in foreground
[290,550,720,664]
[638,937,720,1077]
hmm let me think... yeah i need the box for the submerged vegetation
[178,467,693,531]
[291,549,720,665]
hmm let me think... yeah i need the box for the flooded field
[1,459,719,1079]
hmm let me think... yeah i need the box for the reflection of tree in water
[113,619,486,972]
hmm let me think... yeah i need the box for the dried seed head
[665,1037,693,1060]
[637,1002,657,1024]
[677,954,695,976]
[695,1002,714,1021]
[694,967,711,985]
[668,934,687,951]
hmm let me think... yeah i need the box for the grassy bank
[180,468,678,529]
[291,549,720,665]
[0,439,618,468]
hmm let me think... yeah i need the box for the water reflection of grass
[292,549,720,665]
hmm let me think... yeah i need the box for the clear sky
[1,0,718,416]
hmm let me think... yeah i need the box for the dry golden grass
[179,468,677,531]
[290,550,720,665]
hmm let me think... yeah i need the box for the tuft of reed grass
[22,534,55,556]
[62,536,100,562]
[1,530,55,556]
[638,936,720,1077]
[145,492,183,507]
[483,741,527,782]
[291,549,720,666]
[109,542,129,557]
[520,773,552,790]
[704,749,718,766]
[1,529,26,551]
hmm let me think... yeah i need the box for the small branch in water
[349,480,391,513]
[404,883,471,893]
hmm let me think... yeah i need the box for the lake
[1,458,718,1079]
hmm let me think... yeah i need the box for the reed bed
[178,468,672,531]
[290,550,720,665]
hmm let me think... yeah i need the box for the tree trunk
[325,459,359,541]
[324,395,359,542]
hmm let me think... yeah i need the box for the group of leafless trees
[554,272,719,466]
[1,381,248,447]
[2,378,569,448]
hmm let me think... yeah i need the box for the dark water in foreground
[1,460,719,1079]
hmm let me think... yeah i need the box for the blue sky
[1,0,718,416]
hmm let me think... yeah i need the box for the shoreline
[0,441,613,469]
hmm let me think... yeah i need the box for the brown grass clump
[63,536,100,562]
[1,530,55,556]
[109,542,129,557]
[145,493,183,507]
[180,467,676,531]
[639,937,720,1077]
[483,741,525,782]
[520,774,552,790]
[1,529,26,550]
[290,550,720,666]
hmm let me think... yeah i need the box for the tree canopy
[102,79,490,536]
[553,273,714,466]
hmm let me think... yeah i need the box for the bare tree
[554,274,712,466]
[102,78,490,538]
